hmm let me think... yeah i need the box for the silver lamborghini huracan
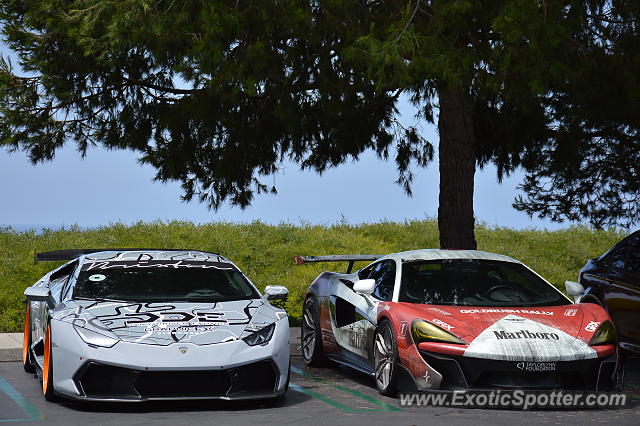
[22,249,290,402]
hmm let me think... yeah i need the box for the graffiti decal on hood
[53,299,280,346]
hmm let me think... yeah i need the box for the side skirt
[326,353,375,377]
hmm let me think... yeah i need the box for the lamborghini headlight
[588,321,616,346]
[242,323,275,346]
[74,325,119,348]
[411,320,466,345]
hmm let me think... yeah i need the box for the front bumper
[50,318,290,401]
[397,340,617,391]
[418,350,617,391]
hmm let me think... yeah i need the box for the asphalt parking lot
[1,357,640,425]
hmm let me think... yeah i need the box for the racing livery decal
[459,308,554,316]
[463,315,597,361]
[298,249,618,394]
[23,249,291,402]
[53,298,279,345]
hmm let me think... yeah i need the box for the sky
[0,42,576,231]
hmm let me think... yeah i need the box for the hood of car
[52,299,280,346]
[399,303,590,339]
[395,303,610,361]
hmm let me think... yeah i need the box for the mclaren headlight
[588,321,616,346]
[74,325,119,348]
[411,320,466,345]
[242,323,275,346]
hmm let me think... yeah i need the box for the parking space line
[289,384,363,412]
[291,366,400,412]
[624,384,640,400]
[0,377,44,422]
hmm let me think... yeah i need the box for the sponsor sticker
[399,321,408,337]
[142,326,221,333]
[564,309,578,317]
[432,318,454,330]
[585,321,600,332]
[516,361,557,372]
[125,311,227,326]
[459,309,554,316]
[493,330,560,340]
[348,324,368,349]
[429,307,452,316]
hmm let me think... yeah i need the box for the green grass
[0,220,627,332]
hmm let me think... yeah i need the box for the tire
[283,367,290,393]
[301,296,328,366]
[373,319,399,397]
[22,305,35,373]
[42,324,57,402]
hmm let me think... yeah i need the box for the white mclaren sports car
[22,249,290,402]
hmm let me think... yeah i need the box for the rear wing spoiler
[35,248,212,262]
[294,255,382,273]
[36,249,120,262]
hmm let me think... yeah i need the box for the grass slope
[0,220,626,332]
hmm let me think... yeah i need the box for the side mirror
[353,279,375,295]
[565,281,584,303]
[264,285,288,301]
[24,287,51,303]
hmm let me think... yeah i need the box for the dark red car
[578,230,640,357]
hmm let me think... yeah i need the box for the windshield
[73,260,259,302]
[398,259,569,307]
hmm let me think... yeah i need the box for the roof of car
[378,249,521,264]
[79,249,231,264]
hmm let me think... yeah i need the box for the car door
[603,234,640,352]
[328,260,397,370]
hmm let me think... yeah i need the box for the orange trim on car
[22,306,30,366]
[42,325,51,394]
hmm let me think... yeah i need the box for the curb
[0,328,301,362]
[0,334,22,362]
[290,327,302,357]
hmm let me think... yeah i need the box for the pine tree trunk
[437,85,477,250]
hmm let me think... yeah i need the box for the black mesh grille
[227,360,278,396]
[76,360,278,399]
[135,370,231,398]
[473,370,584,389]
[78,363,138,398]
[420,351,604,390]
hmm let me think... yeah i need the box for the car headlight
[242,323,275,346]
[74,325,119,348]
[588,321,616,346]
[411,320,466,345]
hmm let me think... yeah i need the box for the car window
[73,260,259,302]
[358,263,376,280]
[367,260,396,301]
[398,259,569,307]
[604,246,628,270]
[625,234,640,273]
[50,261,78,303]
